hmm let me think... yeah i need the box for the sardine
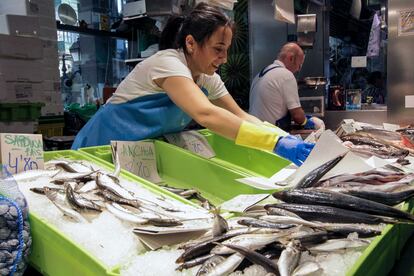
[44,187,86,223]
[273,189,414,221]
[295,155,344,189]
[96,172,135,200]
[5,169,60,182]
[65,184,102,212]
[100,189,141,209]
[195,255,226,276]
[106,203,148,224]
[259,215,322,228]
[278,240,301,276]
[77,180,98,193]
[30,186,64,195]
[322,223,382,238]
[266,203,396,224]
[216,243,279,275]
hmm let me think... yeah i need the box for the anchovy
[295,155,344,188]
[95,172,135,200]
[30,186,64,195]
[77,180,98,193]
[265,207,302,219]
[51,170,97,185]
[106,203,149,224]
[211,207,229,237]
[273,189,414,221]
[100,189,141,209]
[139,217,183,227]
[292,261,322,276]
[308,238,370,252]
[237,218,295,229]
[278,240,301,276]
[322,223,382,238]
[216,243,280,275]
[5,169,61,182]
[65,184,102,212]
[176,254,215,271]
[288,231,329,247]
[199,253,244,276]
[266,203,396,224]
[176,232,246,263]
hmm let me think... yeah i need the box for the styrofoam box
[0,80,44,102]
[0,34,43,60]
[43,91,62,104]
[0,121,38,134]
[41,65,60,81]
[0,58,43,82]
[43,80,60,91]
[0,14,39,37]
[0,0,40,16]
[41,103,64,116]
[38,26,57,40]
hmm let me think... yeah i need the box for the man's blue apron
[71,90,207,149]
[258,64,292,131]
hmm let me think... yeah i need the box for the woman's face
[186,26,233,76]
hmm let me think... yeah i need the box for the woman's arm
[211,94,263,124]
[155,76,243,140]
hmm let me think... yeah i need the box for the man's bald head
[277,43,304,73]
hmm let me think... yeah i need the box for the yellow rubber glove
[235,121,287,151]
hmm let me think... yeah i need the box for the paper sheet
[135,229,208,250]
[219,194,270,213]
[164,131,215,159]
[273,0,295,24]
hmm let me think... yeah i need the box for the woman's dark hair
[159,2,233,52]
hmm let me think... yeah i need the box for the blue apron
[71,90,207,149]
[258,65,292,131]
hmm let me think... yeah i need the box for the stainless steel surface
[325,110,388,130]
[387,0,414,124]
[248,0,330,88]
[297,14,317,32]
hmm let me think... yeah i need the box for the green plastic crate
[79,142,414,276]
[0,103,44,122]
[28,150,201,276]
[184,129,290,177]
[79,140,274,206]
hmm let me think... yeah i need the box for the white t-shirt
[248,60,301,124]
[108,49,229,104]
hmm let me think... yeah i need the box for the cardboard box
[0,80,45,102]
[43,91,62,103]
[0,0,40,16]
[41,103,64,116]
[0,58,43,82]
[0,34,43,60]
[0,14,39,37]
[0,122,39,134]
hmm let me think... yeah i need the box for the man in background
[249,43,323,131]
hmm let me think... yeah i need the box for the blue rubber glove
[302,115,315,130]
[274,135,315,166]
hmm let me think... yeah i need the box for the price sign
[0,133,44,175]
[164,131,215,158]
[111,141,162,183]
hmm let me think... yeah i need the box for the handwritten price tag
[164,131,215,158]
[0,133,44,175]
[111,141,162,183]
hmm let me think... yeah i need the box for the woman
[72,3,314,166]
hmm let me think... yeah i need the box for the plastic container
[196,129,290,177]
[28,150,200,276]
[37,115,65,137]
[79,141,271,206]
[0,103,44,122]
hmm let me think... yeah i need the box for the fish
[95,172,135,200]
[43,187,87,223]
[307,237,370,252]
[106,203,149,224]
[322,223,382,238]
[176,254,215,271]
[266,203,397,224]
[51,170,97,185]
[211,207,229,237]
[264,207,302,219]
[99,189,142,209]
[278,240,301,276]
[259,215,322,228]
[237,218,295,229]
[110,142,121,178]
[196,254,243,276]
[342,188,414,206]
[273,189,414,221]
[215,243,279,275]
[292,261,322,276]
[65,184,102,212]
[30,186,64,195]
[5,169,61,182]
[295,155,345,189]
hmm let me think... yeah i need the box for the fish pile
[340,126,414,162]
[159,185,215,210]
